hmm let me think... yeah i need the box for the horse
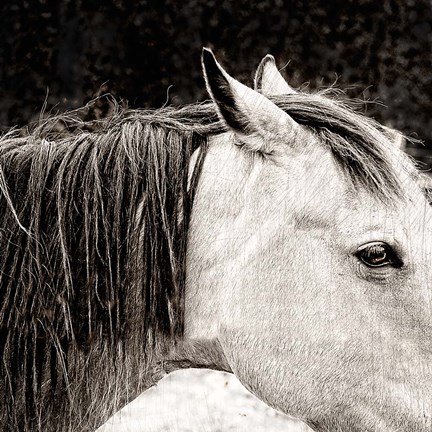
[1,49,431,432]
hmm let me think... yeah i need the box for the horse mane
[269,92,420,203]
[0,102,222,431]
[0,89,420,430]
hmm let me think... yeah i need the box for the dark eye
[356,242,403,268]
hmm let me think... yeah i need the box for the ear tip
[263,54,276,64]
[201,47,221,81]
[255,54,277,91]
[202,47,215,63]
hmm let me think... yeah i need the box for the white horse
[1,49,431,432]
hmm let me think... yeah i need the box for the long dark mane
[0,102,221,431]
[0,89,419,431]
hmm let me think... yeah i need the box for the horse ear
[254,54,296,95]
[201,48,297,150]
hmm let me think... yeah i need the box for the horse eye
[356,242,403,268]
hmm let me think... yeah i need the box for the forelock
[269,92,421,203]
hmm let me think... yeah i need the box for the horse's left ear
[202,48,298,152]
[254,54,296,95]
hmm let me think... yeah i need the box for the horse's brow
[355,223,396,237]
[292,209,334,232]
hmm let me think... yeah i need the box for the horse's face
[185,50,432,431]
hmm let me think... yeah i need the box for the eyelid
[352,230,405,260]
[356,241,398,257]
[357,241,388,251]
[356,241,403,268]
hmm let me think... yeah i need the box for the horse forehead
[196,134,432,234]
[336,189,432,242]
[287,176,432,241]
[198,135,347,222]
[275,147,348,222]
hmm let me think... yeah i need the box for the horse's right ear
[201,48,298,152]
[254,54,296,95]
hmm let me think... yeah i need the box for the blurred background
[1,1,431,430]
[0,0,431,166]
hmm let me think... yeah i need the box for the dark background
[1,0,431,166]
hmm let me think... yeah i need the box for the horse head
[184,49,432,432]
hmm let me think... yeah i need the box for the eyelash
[355,242,403,269]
